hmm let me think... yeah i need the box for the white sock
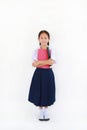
[39,108,44,119]
[44,108,50,119]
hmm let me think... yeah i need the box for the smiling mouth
[42,42,47,44]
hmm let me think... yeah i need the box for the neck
[40,46,47,49]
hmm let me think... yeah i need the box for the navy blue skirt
[28,68,56,106]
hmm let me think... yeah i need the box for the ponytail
[47,46,51,59]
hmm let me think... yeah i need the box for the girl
[28,30,56,121]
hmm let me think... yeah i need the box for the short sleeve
[50,49,56,62]
[32,49,38,62]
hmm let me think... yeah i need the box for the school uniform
[28,47,56,106]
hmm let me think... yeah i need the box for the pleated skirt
[28,68,56,106]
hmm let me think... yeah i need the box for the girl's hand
[48,59,55,65]
[32,60,40,67]
[32,59,56,67]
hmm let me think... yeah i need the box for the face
[38,33,50,49]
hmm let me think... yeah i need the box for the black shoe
[44,118,50,121]
[38,115,50,121]
[39,118,45,121]
[38,115,45,121]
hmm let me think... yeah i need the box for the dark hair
[38,30,51,59]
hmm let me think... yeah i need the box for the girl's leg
[38,106,44,121]
[44,106,50,121]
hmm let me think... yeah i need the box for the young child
[28,30,56,121]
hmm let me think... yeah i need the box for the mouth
[42,42,47,44]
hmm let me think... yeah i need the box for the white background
[0,0,87,130]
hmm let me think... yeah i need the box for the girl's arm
[32,59,55,67]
